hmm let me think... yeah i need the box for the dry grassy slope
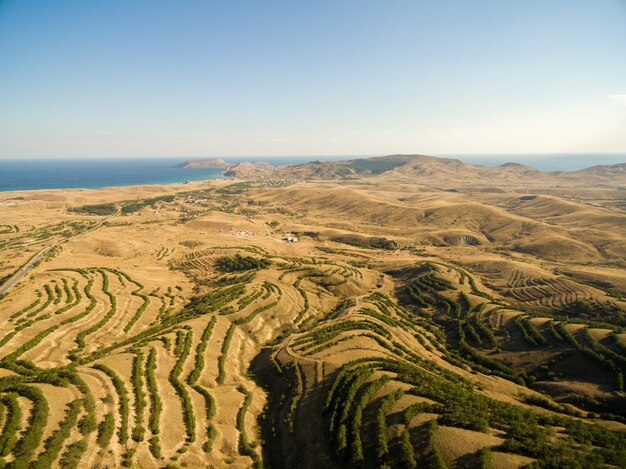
[267,155,626,188]
[0,174,625,468]
[254,185,621,265]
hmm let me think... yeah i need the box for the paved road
[0,245,57,296]
[0,216,112,296]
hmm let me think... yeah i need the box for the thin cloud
[609,94,626,104]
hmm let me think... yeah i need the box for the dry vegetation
[0,156,625,468]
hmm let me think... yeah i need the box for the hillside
[212,154,626,189]
[0,172,625,468]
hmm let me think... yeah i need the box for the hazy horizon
[1,1,625,157]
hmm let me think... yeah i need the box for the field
[0,157,625,468]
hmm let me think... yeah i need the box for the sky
[1,0,625,158]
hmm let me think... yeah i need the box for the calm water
[0,154,624,192]
[0,156,352,192]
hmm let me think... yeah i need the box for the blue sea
[0,156,353,192]
[0,154,624,192]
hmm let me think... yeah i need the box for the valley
[0,155,625,468]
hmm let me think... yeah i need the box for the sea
[0,154,624,192]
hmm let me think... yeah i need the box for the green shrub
[217,325,236,384]
[188,317,217,385]
[58,439,87,468]
[32,400,82,469]
[0,393,21,456]
[69,203,116,216]
[96,413,115,448]
[93,364,129,444]
[236,386,263,468]
[399,429,416,469]
[169,330,196,443]
[215,254,271,273]
[131,352,146,441]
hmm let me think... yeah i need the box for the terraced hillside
[0,165,625,468]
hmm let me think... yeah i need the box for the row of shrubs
[234,301,278,325]
[124,293,150,333]
[375,389,403,465]
[188,317,217,385]
[554,323,624,392]
[216,325,236,384]
[15,285,53,319]
[294,319,392,352]
[0,393,20,456]
[287,361,303,433]
[169,330,196,443]
[8,294,42,320]
[93,364,129,445]
[74,271,117,353]
[131,352,147,442]
[0,384,50,468]
[32,399,82,469]
[235,385,263,468]
[514,315,547,346]
[145,348,162,457]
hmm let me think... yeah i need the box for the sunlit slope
[0,175,625,468]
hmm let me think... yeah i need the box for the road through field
[0,216,112,296]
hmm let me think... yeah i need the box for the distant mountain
[176,158,233,169]
[174,154,626,188]
[558,163,626,178]
[223,162,276,178]
[268,154,626,187]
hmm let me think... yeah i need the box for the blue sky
[1,0,625,157]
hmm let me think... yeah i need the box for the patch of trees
[215,254,271,273]
[330,234,398,250]
[68,203,116,216]
[121,195,175,214]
